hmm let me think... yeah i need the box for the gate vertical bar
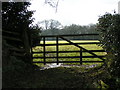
[43,36,46,65]
[80,48,82,65]
[56,36,59,65]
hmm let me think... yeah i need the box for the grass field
[32,40,106,67]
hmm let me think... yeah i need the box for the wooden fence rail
[3,29,32,63]
[2,30,24,57]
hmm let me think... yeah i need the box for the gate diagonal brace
[59,36,105,61]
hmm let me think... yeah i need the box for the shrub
[96,13,120,89]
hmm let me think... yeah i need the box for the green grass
[32,40,106,66]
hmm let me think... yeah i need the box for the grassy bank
[25,66,108,88]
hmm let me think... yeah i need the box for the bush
[96,13,120,89]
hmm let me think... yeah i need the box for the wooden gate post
[23,29,32,64]
[29,31,33,62]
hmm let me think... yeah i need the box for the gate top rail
[33,33,99,38]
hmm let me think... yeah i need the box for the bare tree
[44,0,60,12]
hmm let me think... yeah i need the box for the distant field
[32,40,106,66]
[40,40,100,44]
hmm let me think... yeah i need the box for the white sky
[28,0,120,26]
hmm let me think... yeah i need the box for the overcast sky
[28,0,120,26]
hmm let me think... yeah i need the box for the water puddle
[40,63,99,70]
